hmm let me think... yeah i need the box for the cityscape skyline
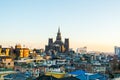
[0,0,120,52]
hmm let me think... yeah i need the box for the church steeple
[58,27,60,33]
[56,27,61,41]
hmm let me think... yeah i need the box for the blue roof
[69,70,108,80]
[69,70,87,80]
[89,73,103,79]
[76,73,108,80]
[76,75,87,80]
[69,70,86,75]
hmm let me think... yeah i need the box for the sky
[0,0,120,52]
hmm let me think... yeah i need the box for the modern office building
[115,46,120,58]
[45,28,69,53]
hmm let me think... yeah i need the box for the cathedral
[45,28,69,53]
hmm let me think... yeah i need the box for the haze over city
[0,0,120,52]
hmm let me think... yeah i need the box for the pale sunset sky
[0,0,120,52]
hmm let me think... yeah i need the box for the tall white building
[76,46,87,54]
[115,46,120,58]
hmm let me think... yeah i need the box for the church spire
[58,27,60,33]
[56,27,61,41]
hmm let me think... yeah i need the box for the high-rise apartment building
[115,46,120,58]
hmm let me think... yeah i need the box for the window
[8,63,10,65]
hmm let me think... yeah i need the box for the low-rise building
[0,56,14,69]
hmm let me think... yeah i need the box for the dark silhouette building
[45,28,69,53]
